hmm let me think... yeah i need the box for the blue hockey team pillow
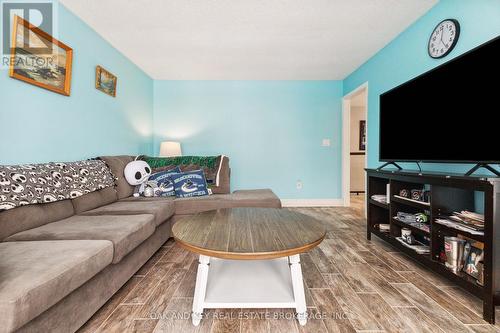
[171,169,209,198]
[147,167,181,197]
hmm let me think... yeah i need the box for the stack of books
[435,211,484,236]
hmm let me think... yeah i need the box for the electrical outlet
[322,139,331,147]
[296,180,303,190]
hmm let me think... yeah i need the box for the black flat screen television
[379,35,500,163]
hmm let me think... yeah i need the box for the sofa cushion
[231,189,282,208]
[5,214,155,264]
[0,240,113,333]
[99,156,134,199]
[0,199,74,241]
[173,189,281,215]
[81,199,175,227]
[174,194,233,215]
[71,187,118,214]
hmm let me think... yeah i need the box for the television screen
[379,36,500,163]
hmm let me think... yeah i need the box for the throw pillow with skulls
[0,159,116,211]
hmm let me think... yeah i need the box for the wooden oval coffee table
[172,207,326,326]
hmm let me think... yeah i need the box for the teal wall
[153,81,343,199]
[0,4,153,164]
[344,0,500,175]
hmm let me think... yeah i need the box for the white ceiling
[60,0,437,80]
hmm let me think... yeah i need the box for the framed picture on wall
[95,66,117,97]
[359,120,366,151]
[9,15,73,96]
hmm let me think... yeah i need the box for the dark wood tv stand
[366,168,500,323]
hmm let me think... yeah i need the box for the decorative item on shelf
[396,212,417,223]
[95,66,117,97]
[401,228,416,245]
[399,189,409,198]
[460,237,484,281]
[414,213,428,223]
[444,237,466,273]
[411,189,425,201]
[378,224,390,232]
[159,141,182,157]
[371,194,388,204]
[9,15,73,96]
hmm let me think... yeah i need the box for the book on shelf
[435,218,484,235]
[395,237,430,254]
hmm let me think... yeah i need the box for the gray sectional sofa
[0,155,281,333]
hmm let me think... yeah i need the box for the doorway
[342,83,368,212]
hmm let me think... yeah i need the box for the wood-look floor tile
[467,324,500,333]
[174,260,197,297]
[326,237,365,264]
[95,304,140,333]
[159,244,189,264]
[357,250,407,283]
[300,253,328,288]
[130,319,159,333]
[389,252,454,287]
[267,308,299,333]
[308,247,339,273]
[394,306,445,333]
[137,268,187,318]
[135,247,172,277]
[358,293,414,332]
[393,283,470,332]
[297,307,328,333]
[240,309,269,333]
[323,273,383,331]
[211,309,241,333]
[77,276,142,333]
[351,264,411,307]
[152,297,196,333]
[441,286,483,317]
[310,288,356,333]
[338,263,376,293]
[399,271,484,324]
[79,204,499,332]
[123,262,174,304]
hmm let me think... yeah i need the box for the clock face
[428,19,460,59]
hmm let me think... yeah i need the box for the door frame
[342,82,368,209]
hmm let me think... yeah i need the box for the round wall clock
[428,19,460,59]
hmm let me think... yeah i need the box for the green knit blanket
[138,155,222,185]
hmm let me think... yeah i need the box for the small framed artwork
[463,244,484,280]
[359,120,366,151]
[9,15,73,96]
[95,66,117,97]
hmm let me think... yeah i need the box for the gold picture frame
[9,15,73,96]
[95,65,117,97]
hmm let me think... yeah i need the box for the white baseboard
[280,199,344,207]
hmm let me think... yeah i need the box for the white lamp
[159,141,182,157]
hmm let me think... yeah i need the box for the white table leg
[289,254,307,326]
[192,255,210,326]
